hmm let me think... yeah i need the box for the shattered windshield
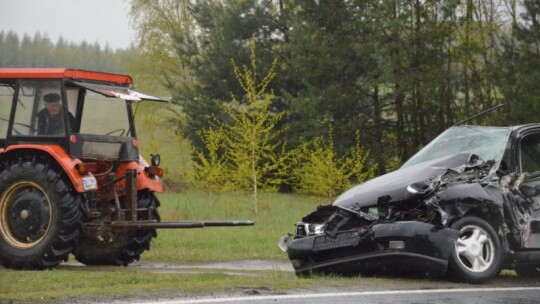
[402,126,511,169]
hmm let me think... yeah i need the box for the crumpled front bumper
[285,221,460,276]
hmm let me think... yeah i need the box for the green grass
[0,268,303,303]
[0,191,335,303]
[0,268,395,303]
[0,264,530,303]
[145,191,329,262]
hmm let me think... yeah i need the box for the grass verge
[0,266,529,303]
[145,191,328,262]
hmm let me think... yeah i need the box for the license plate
[313,231,360,251]
[81,175,98,191]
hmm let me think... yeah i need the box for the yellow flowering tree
[193,37,289,214]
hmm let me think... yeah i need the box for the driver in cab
[37,93,75,135]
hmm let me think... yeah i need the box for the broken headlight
[295,222,325,237]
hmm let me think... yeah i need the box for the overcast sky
[0,0,134,50]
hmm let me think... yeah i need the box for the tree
[280,0,375,155]
[166,0,282,151]
[0,31,131,73]
[191,126,227,193]
[496,0,540,124]
[128,0,192,95]
[1,31,21,66]
[130,0,538,179]
[194,38,288,214]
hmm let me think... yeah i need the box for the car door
[517,131,540,248]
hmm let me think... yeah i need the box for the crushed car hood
[333,153,484,208]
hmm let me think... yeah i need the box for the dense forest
[0,30,132,73]
[129,0,540,175]
[2,0,540,185]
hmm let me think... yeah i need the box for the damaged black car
[279,124,540,283]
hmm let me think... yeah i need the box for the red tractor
[0,68,252,269]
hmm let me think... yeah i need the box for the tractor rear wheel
[73,191,159,266]
[0,157,82,269]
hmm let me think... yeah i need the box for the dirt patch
[133,259,293,271]
[62,259,293,275]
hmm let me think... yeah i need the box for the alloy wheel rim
[455,224,495,273]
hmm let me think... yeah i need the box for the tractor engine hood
[332,153,482,208]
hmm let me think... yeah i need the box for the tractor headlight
[150,153,161,166]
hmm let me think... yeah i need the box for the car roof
[458,123,540,131]
[456,124,540,137]
[0,68,133,85]
[508,123,540,131]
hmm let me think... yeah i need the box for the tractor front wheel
[73,191,159,266]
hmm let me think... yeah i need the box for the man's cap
[44,93,61,102]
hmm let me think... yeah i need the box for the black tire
[447,216,502,283]
[515,265,540,277]
[0,157,82,269]
[73,191,158,266]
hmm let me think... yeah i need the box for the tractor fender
[115,155,163,193]
[2,144,86,192]
[1,146,163,193]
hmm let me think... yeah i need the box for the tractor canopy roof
[0,68,133,85]
[0,68,168,102]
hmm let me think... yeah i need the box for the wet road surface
[70,260,540,304]
[119,287,540,304]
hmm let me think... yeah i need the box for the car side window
[520,133,540,173]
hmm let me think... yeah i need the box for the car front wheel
[447,216,502,283]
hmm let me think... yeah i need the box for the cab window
[79,90,130,137]
[12,81,77,137]
[0,84,14,142]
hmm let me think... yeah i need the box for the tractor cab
[0,69,165,160]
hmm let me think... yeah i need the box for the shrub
[293,129,377,200]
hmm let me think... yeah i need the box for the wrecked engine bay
[279,125,540,283]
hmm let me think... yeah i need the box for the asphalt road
[124,287,540,304]
[92,260,540,304]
